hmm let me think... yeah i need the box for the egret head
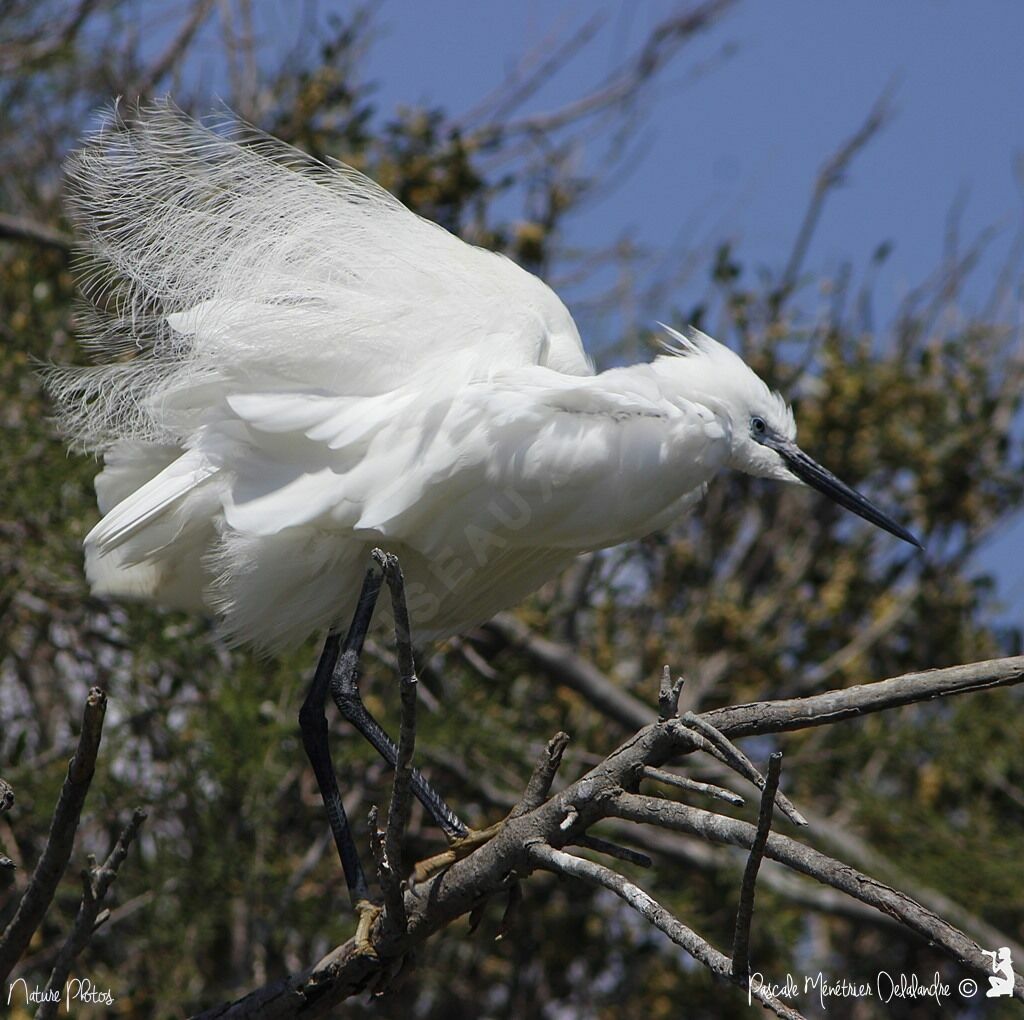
[658,326,922,549]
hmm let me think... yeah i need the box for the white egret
[54,105,919,651]
[50,103,920,923]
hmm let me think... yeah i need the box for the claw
[411,820,506,884]
[353,899,382,958]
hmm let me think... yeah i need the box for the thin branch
[495,877,521,941]
[0,0,98,73]
[0,213,73,253]
[775,86,894,304]
[658,665,684,720]
[488,1,737,139]
[680,713,806,826]
[732,752,781,979]
[457,14,605,129]
[0,779,13,888]
[490,612,1024,742]
[35,809,146,1020]
[611,793,1024,1000]
[613,821,903,928]
[366,807,404,937]
[527,843,804,1020]
[131,0,218,97]
[0,687,107,984]
[699,655,1024,738]
[801,804,1024,964]
[573,834,651,869]
[510,732,570,817]
[193,650,1024,1015]
[642,766,745,807]
[483,613,651,730]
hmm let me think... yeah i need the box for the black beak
[767,438,923,549]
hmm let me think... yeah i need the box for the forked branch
[194,633,1024,1018]
[0,687,108,983]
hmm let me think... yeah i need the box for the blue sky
[362,1,1024,317]
[356,1,1024,624]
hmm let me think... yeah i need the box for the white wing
[55,104,735,652]
[53,100,591,451]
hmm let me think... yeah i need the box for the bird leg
[349,552,506,884]
[326,558,468,842]
[298,567,383,952]
[302,551,498,928]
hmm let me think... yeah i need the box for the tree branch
[0,687,107,983]
[131,0,218,97]
[700,655,1024,738]
[35,808,147,1020]
[511,732,570,817]
[482,613,651,729]
[527,843,804,1020]
[775,86,894,304]
[680,712,806,825]
[192,650,1024,1015]
[642,766,745,807]
[732,752,781,979]
[0,212,73,254]
[611,792,1024,1000]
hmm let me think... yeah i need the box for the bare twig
[775,87,894,304]
[0,0,98,73]
[573,834,651,868]
[732,752,781,979]
[527,843,804,1020]
[458,14,605,129]
[495,876,521,940]
[511,732,570,817]
[642,766,745,807]
[195,643,1024,1015]
[366,807,404,936]
[499,614,1024,741]
[489,1,737,139]
[0,212,73,253]
[680,713,806,826]
[611,793,1023,999]
[35,808,147,1020]
[483,613,651,729]
[191,651,1024,1016]
[611,821,901,927]
[132,0,218,97]
[700,655,1024,738]
[802,805,1024,964]
[658,665,684,720]
[0,687,107,983]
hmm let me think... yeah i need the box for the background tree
[1,2,1022,1017]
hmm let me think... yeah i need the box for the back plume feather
[48,100,587,452]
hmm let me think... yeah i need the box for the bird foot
[353,898,382,958]
[411,820,506,884]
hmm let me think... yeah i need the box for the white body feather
[54,103,798,650]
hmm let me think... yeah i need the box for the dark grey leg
[328,562,468,841]
[298,568,383,908]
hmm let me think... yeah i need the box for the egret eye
[751,416,767,437]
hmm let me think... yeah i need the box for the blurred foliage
[1,2,1023,1019]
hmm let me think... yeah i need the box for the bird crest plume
[656,324,795,438]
